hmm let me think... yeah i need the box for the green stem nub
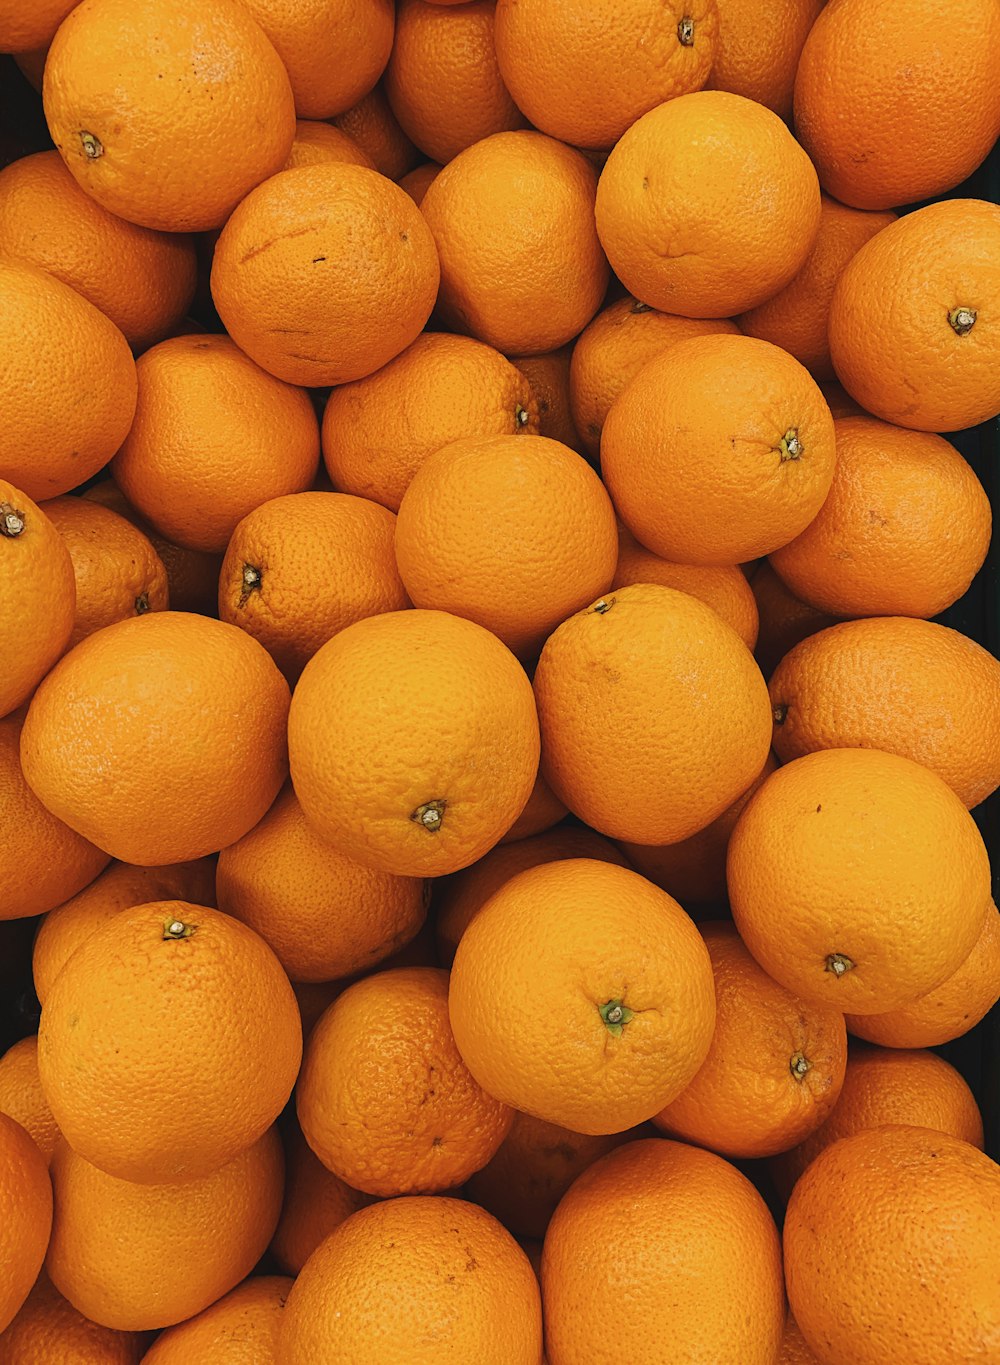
[949,307,977,337]
[599,998,635,1038]
[163,919,195,940]
[79,130,103,159]
[0,502,25,538]
[789,1052,811,1081]
[677,16,695,45]
[411,799,446,833]
[514,404,530,427]
[825,953,854,978]
[778,429,803,462]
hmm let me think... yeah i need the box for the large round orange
[449,858,716,1133]
[602,335,836,565]
[509,347,582,451]
[728,749,992,1015]
[828,199,1000,431]
[212,163,439,387]
[276,1196,542,1364]
[270,1120,372,1275]
[0,1038,59,1166]
[493,0,716,150]
[749,559,840,681]
[770,417,991,618]
[706,0,822,118]
[0,1114,52,1334]
[331,83,421,180]
[542,1138,784,1365]
[38,900,301,1184]
[0,1271,144,1364]
[785,1125,1000,1365]
[46,1128,284,1332]
[0,0,74,50]
[532,584,772,844]
[140,1275,292,1364]
[793,0,1000,210]
[0,259,136,501]
[769,617,1000,809]
[20,612,290,865]
[288,609,539,877]
[284,120,375,171]
[420,130,608,354]
[595,91,821,316]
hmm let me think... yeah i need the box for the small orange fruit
[284,120,376,170]
[0,1038,60,1165]
[509,347,582,451]
[706,0,823,118]
[398,160,441,205]
[0,1114,52,1334]
[0,1270,145,1364]
[779,1311,825,1365]
[498,771,567,843]
[331,82,421,180]
[749,559,840,680]
[270,1120,372,1275]
[140,1275,292,1364]
[0,0,75,50]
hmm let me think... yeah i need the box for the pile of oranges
[1,0,999,1360]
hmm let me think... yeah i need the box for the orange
[829,199,1000,432]
[498,772,566,843]
[322,332,538,512]
[0,710,109,922]
[111,334,320,555]
[595,91,821,316]
[231,0,393,118]
[0,258,136,501]
[739,196,897,380]
[0,151,196,352]
[770,418,991,618]
[509,348,582,452]
[21,612,290,865]
[568,296,738,458]
[706,0,823,118]
[728,748,992,1015]
[395,434,618,659]
[276,1196,542,1364]
[270,1120,372,1275]
[533,584,771,844]
[42,496,168,647]
[846,901,1000,1050]
[46,1128,284,1332]
[331,83,421,180]
[793,0,1000,210]
[0,1038,60,1165]
[449,858,716,1133]
[602,334,837,565]
[542,1138,784,1365]
[653,922,848,1158]
[779,1312,824,1365]
[385,0,525,165]
[398,160,441,205]
[288,609,539,877]
[420,130,608,354]
[140,1275,292,1364]
[0,1271,144,1364]
[42,0,295,232]
[219,491,409,682]
[216,783,427,982]
[749,559,840,680]
[212,163,439,387]
[0,0,74,50]
[768,617,1000,809]
[818,378,866,419]
[284,120,376,170]
[0,1114,52,1334]
[784,1126,1000,1365]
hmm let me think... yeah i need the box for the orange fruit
[322,331,538,512]
[212,163,439,388]
[0,709,109,922]
[728,749,992,1015]
[331,82,421,180]
[395,434,618,658]
[829,199,1000,432]
[793,0,1000,210]
[779,1312,825,1365]
[0,258,136,501]
[498,771,567,843]
[0,0,74,50]
[768,617,1000,809]
[0,151,196,352]
[42,0,295,232]
[653,922,848,1158]
[140,1275,292,1364]
[0,1270,144,1364]
[276,1196,542,1364]
[0,1038,60,1165]
[420,130,608,354]
[739,195,897,380]
[284,120,376,170]
[542,1138,784,1365]
[493,0,716,150]
[533,585,771,844]
[818,378,866,419]
[595,91,821,316]
[21,612,290,865]
[449,858,716,1133]
[602,334,836,565]
[749,559,840,680]
[46,1128,284,1332]
[0,1114,52,1334]
[784,1126,1000,1365]
[706,0,823,118]
[568,296,738,458]
[270,1120,372,1275]
[111,334,320,555]
[218,491,409,683]
[397,160,441,205]
[509,347,582,452]
[288,609,539,877]
[770,418,991,618]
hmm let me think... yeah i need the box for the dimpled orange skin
[769,618,1000,809]
[20,613,290,866]
[499,770,567,842]
[728,749,992,1015]
[332,83,422,180]
[140,1275,292,1364]
[533,585,772,844]
[212,164,439,388]
[288,610,539,877]
[284,120,376,170]
[828,200,1000,432]
[749,559,841,681]
[419,131,609,355]
[449,859,716,1134]
[595,91,821,317]
[779,1312,824,1365]
[46,1129,284,1333]
[0,1271,145,1364]
[0,0,74,50]
[0,1115,53,1333]
[542,1139,785,1365]
[706,0,823,118]
[793,0,1000,211]
[602,335,837,566]
[0,1038,60,1165]
[270,1121,373,1275]
[509,348,582,452]
[785,1125,1000,1365]
[398,161,441,205]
